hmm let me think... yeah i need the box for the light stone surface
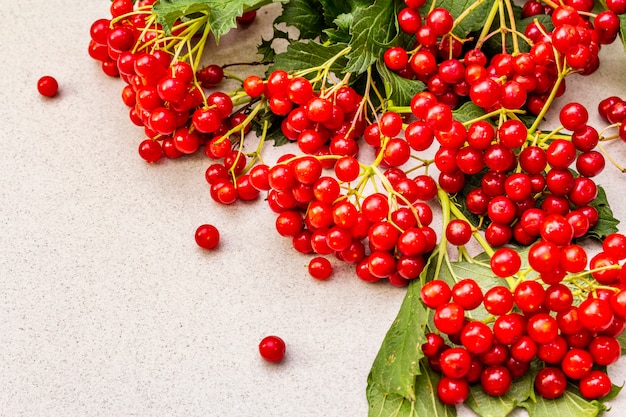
[1,1,626,416]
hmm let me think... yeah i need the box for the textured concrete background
[1,1,626,416]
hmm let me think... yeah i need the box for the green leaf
[368,278,429,401]
[269,41,350,75]
[520,385,607,417]
[152,0,210,34]
[323,13,354,44]
[257,27,290,63]
[586,185,620,240]
[318,0,371,26]
[345,0,401,74]
[367,363,456,417]
[153,0,285,42]
[452,101,487,124]
[274,0,326,39]
[376,61,427,107]
[466,370,534,417]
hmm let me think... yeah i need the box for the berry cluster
[385,2,621,114]
[88,0,257,163]
[598,95,626,143]
[87,0,626,409]
[423,233,626,404]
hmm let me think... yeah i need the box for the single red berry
[308,256,333,280]
[37,75,59,97]
[258,335,286,363]
[195,224,220,250]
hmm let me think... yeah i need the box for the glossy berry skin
[308,256,333,280]
[258,335,286,363]
[481,365,512,397]
[437,377,469,405]
[535,367,567,399]
[37,75,59,97]
[195,224,220,250]
[579,371,612,400]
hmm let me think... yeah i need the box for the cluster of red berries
[244,72,366,157]
[598,95,626,143]
[422,233,626,404]
[454,101,604,249]
[88,0,258,163]
[385,1,621,115]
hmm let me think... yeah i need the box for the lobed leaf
[368,277,429,401]
[274,0,325,39]
[152,0,285,42]
[269,41,350,74]
[318,0,372,26]
[345,0,401,74]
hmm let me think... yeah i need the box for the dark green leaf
[376,61,426,107]
[274,0,326,39]
[318,0,371,26]
[152,0,210,34]
[152,0,284,41]
[345,0,401,73]
[269,41,350,75]
[368,278,429,401]
[367,363,456,417]
[323,13,354,44]
[586,185,620,240]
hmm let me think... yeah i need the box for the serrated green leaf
[367,363,456,417]
[377,61,426,107]
[318,0,371,25]
[369,278,429,401]
[345,0,400,74]
[152,0,210,34]
[323,13,354,44]
[466,370,534,417]
[587,185,620,240]
[152,0,284,42]
[269,41,350,75]
[275,0,326,39]
[520,385,607,417]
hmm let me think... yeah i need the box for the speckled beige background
[1,1,626,416]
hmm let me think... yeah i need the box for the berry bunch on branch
[88,0,626,415]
